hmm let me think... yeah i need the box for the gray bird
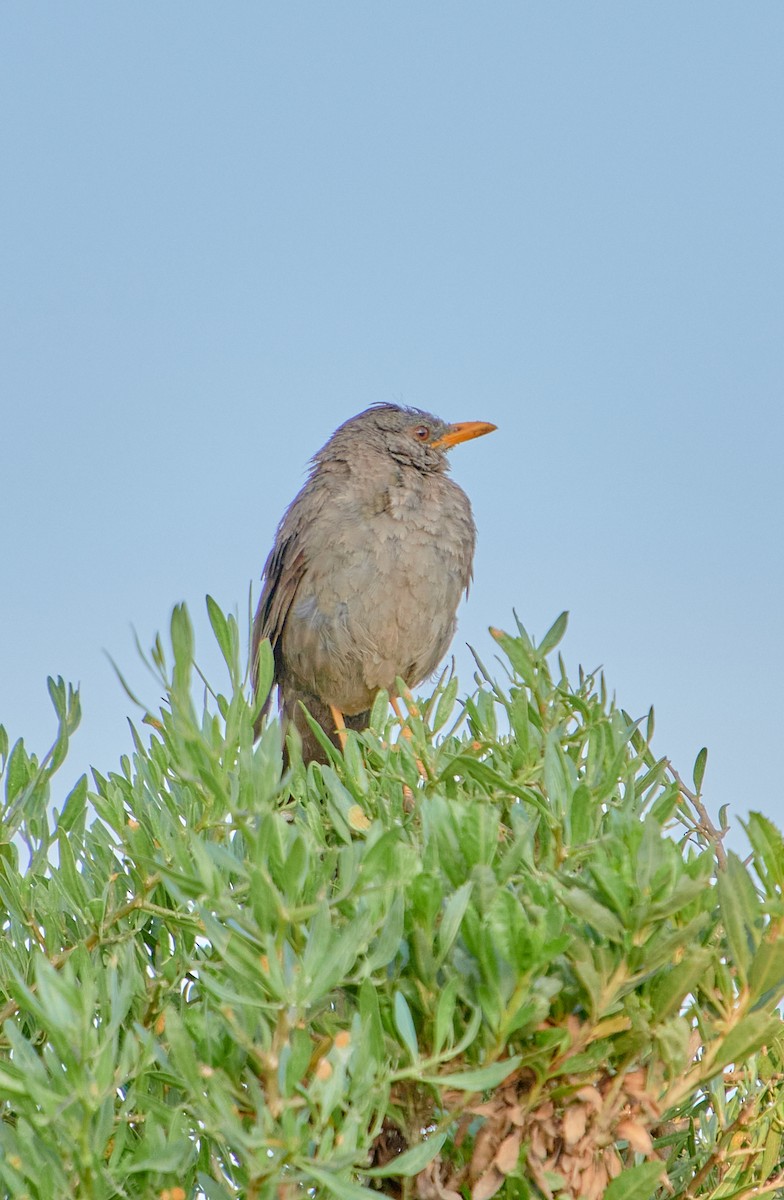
[252,403,496,762]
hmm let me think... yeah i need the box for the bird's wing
[251,467,339,713]
[252,521,307,700]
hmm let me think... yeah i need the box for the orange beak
[432,420,497,450]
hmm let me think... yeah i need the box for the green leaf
[692,746,708,793]
[748,936,784,1009]
[197,1175,234,1200]
[365,890,404,971]
[538,611,568,656]
[365,1132,447,1177]
[745,811,784,894]
[432,674,459,732]
[394,991,419,1061]
[46,675,67,720]
[206,594,233,669]
[490,627,536,689]
[57,775,87,833]
[358,977,385,1060]
[305,1165,377,1200]
[436,881,472,963]
[759,1128,783,1183]
[369,688,390,732]
[253,635,275,708]
[558,885,625,941]
[170,602,194,693]
[604,1161,666,1200]
[434,976,460,1055]
[568,783,594,845]
[422,1055,522,1091]
[711,1010,784,1071]
[717,852,760,981]
[650,947,714,1020]
[5,739,30,804]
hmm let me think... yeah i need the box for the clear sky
[2,3,782,847]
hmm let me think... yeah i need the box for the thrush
[252,403,496,762]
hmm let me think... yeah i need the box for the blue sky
[2,3,782,846]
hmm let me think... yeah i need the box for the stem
[668,762,727,870]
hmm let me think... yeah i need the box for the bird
[252,402,496,762]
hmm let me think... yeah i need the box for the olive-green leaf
[422,1055,522,1092]
[748,936,784,1009]
[711,1010,784,1072]
[394,991,419,1061]
[692,746,708,794]
[538,611,569,656]
[604,1161,666,1200]
[305,1165,377,1200]
[365,1132,447,1177]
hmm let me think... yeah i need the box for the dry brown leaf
[623,1069,647,1097]
[575,1085,603,1111]
[529,1125,548,1160]
[577,1161,597,1200]
[585,1160,608,1200]
[471,1124,503,1179]
[605,1147,623,1178]
[415,1159,463,1200]
[562,1104,587,1146]
[468,1101,499,1118]
[563,1156,582,1191]
[617,1118,654,1155]
[471,1167,505,1200]
[494,1130,522,1175]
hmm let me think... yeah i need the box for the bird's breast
[281,473,475,712]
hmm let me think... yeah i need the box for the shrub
[0,602,783,1200]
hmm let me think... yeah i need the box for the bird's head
[321,403,497,473]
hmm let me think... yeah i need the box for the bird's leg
[329,705,348,751]
[390,695,427,780]
[390,695,412,738]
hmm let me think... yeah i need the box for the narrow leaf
[692,746,708,794]
[423,1054,522,1091]
[748,936,784,1009]
[306,1164,377,1200]
[604,1161,666,1200]
[437,882,472,963]
[365,1133,447,1177]
[745,812,784,893]
[711,1010,784,1071]
[394,991,419,1061]
[717,852,760,981]
[206,594,232,669]
[538,611,569,656]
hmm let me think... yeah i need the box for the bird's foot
[329,705,349,752]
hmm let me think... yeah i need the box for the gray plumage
[252,403,494,761]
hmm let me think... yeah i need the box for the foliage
[1,602,783,1200]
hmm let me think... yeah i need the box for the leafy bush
[1,602,783,1200]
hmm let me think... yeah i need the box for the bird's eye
[413,425,430,441]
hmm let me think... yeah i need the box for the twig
[668,762,727,870]
[0,875,161,1025]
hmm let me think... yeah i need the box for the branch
[668,762,727,870]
